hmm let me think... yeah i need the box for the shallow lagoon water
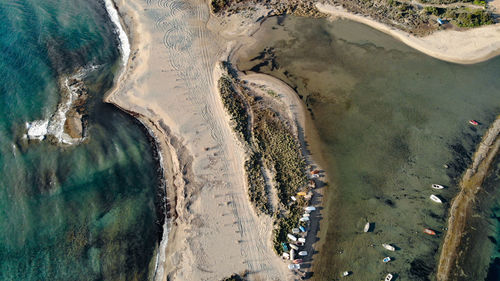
[0,1,161,280]
[237,16,500,280]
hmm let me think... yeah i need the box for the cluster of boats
[284,205,317,270]
[341,183,445,279]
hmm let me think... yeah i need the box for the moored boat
[382,243,395,251]
[298,251,308,256]
[293,259,303,264]
[289,244,298,250]
[383,257,391,263]
[364,222,371,232]
[430,194,443,203]
[431,184,444,189]
[287,234,297,241]
[385,273,393,281]
[469,120,479,126]
[342,271,350,277]
[424,228,436,235]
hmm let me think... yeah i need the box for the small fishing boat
[299,226,306,232]
[281,242,289,252]
[282,252,290,259]
[342,271,350,277]
[300,217,310,222]
[430,194,443,203]
[288,264,300,270]
[469,120,479,126]
[298,251,308,256]
[431,184,444,189]
[290,249,295,260]
[287,234,297,241]
[293,259,303,264]
[383,257,391,263]
[289,244,298,250]
[298,237,306,243]
[364,222,371,232]
[382,243,395,251]
[305,206,316,212]
[385,273,393,281]
[424,228,436,235]
[292,228,300,234]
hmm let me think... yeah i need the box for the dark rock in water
[486,257,500,281]
[385,199,395,207]
[488,236,497,245]
[409,258,433,281]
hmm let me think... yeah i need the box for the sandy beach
[105,0,298,280]
[104,0,500,279]
[317,3,500,64]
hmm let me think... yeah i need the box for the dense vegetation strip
[217,62,310,255]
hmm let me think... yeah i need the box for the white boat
[298,237,306,243]
[385,273,393,281]
[430,194,443,203]
[292,228,300,234]
[289,244,298,250]
[288,263,300,270]
[303,213,310,217]
[383,257,391,263]
[300,217,310,222]
[342,271,350,277]
[290,249,295,260]
[298,251,308,256]
[382,243,395,251]
[305,206,316,212]
[364,222,371,232]
[431,184,445,190]
[287,234,297,241]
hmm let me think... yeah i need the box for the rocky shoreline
[437,116,500,281]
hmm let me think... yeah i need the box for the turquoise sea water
[237,16,500,280]
[0,1,161,280]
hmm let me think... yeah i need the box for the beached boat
[298,251,308,256]
[290,249,295,260]
[469,120,479,126]
[383,257,391,263]
[288,264,300,270]
[299,226,306,232]
[305,206,316,212]
[423,228,436,235]
[298,237,306,243]
[382,243,395,251]
[342,271,350,277]
[293,259,303,264]
[287,234,297,241]
[430,194,443,203]
[300,217,310,222]
[289,244,298,250]
[364,222,371,232]
[303,213,310,217]
[292,228,300,234]
[281,242,289,251]
[385,273,393,281]
[431,184,444,189]
[297,191,307,196]
[282,252,290,259]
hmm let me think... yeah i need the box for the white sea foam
[25,69,93,145]
[26,119,49,140]
[103,0,130,69]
